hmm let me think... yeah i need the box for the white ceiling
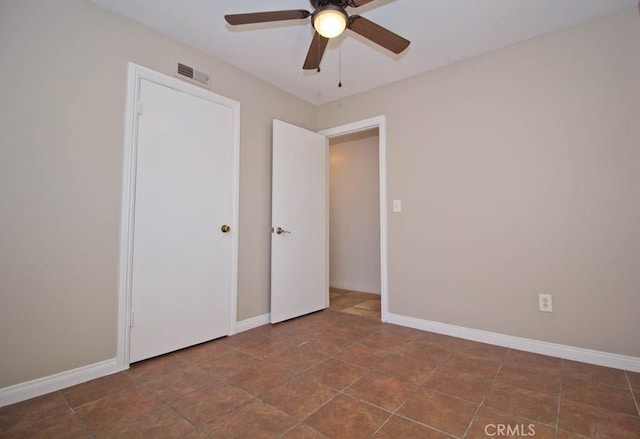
[90,0,636,105]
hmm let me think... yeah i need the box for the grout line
[460,348,506,438]
[371,352,467,438]
[369,416,394,437]
[625,371,640,417]
[298,331,476,437]
[293,355,398,435]
[59,391,95,439]
[346,395,394,437]
[291,381,349,431]
[277,422,329,438]
[555,360,564,439]
[392,412,460,438]
[232,334,376,434]
[126,351,261,436]
[416,385,490,407]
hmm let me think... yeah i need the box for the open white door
[271,120,328,323]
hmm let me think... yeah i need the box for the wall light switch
[393,199,402,213]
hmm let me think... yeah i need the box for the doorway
[320,116,389,322]
[328,128,381,319]
[269,116,388,324]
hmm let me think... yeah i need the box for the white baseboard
[387,312,640,373]
[236,313,270,333]
[0,358,124,408]
[1,314,271,408]
[330,283,380,295]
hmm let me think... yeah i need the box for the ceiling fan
[225,0,410,71]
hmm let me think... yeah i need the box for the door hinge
[136,101,142,116]
[130,311,135,328]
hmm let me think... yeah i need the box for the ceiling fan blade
[349,0,375,6]
[303,32,329,70]
[225,10,310,25]
[348,15,410,54]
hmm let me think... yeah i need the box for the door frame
[319,116,389,322]
[116,63,240,369]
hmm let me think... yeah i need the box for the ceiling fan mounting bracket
[311,3,349,19]
[310,0,359,9]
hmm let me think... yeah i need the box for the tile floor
[1,306,639,438]
[329,288,381,320]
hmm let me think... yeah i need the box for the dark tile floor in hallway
[1,308,639,438]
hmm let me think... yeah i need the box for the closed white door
[270,120,328,323]
[130,78,237,363]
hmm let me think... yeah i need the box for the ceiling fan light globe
[313,7,348,38]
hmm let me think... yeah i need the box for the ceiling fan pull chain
[338,45,343,88]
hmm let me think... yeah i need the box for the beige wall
[0,0,316,388]
[319,9,640,357]
[329,131,380,294]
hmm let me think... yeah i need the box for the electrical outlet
[538,294,553,312]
